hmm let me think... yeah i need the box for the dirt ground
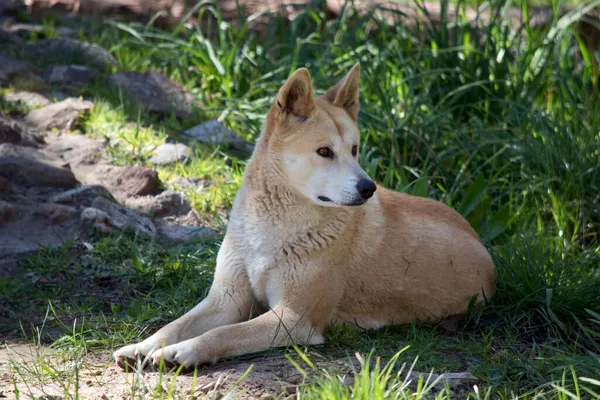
[0,342,355,399]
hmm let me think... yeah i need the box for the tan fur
[114,65,496,369]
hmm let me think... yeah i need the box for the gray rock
[149,143,192,165]
[0,51,40,87]
[108,71,195,120]
[0,117,45,147]
[4,23,78,38]
[0,206,81,271]
[157,224,217,243]
[51,185,117,207]
[26,38,118,71]
[0,142,54,163]
[170,176,209,190]
[0,0,20,16]
[0,176,11,193]
[43,132,106,168]
[25,98,93,131]
[3,91,50,108]
[0,200,19,224]
[406,371,479,389]
[0,154,77,188]
[49,91,69,102]
[84,165,162,200]
[37,203,77,224]
[82,197,157,237]
[124,190,191,218]
[184,120,253,152]
[44,65,98,89]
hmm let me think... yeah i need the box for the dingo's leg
[113,235,255,367]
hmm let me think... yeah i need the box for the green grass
[1,0,600,398]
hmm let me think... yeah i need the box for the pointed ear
[276,68,315,120]
[324,63,360,121]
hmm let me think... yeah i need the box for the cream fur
[113,64,496,369]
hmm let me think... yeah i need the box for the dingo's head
[263,64,376,207]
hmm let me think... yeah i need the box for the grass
[1,0,600,398]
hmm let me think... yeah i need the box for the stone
[0,201,18,224]
[149,143,192,165]
[124,190,191,218]
[0,0,20,16]
[407,371,479,389]
[0,51,40,87]
[0,207,81,269]
[26,38,118,71]
[0,117,45,147]
[82,197,157,237]
[43,132,106,169]
[3,91,50,108]
[170,176,209,190]
[108,71,195,120]
[94,166,162,199]
[44,65,98,89]
[0,155,77,188]
[38,203,77,224]
[184,120,253,152]
[3,23,78,38]
[25,98,94,131]
[0,177,11,193]
[51,185,117,207]
[156,224,217,243]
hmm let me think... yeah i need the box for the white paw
[149,343,200,369]
[113,337,167,369]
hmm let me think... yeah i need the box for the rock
[170,176,209,190]
[44,65,98,89]
[26,38,118,71]
[0,201,18,224]
[407,371,479,389]
[0,154,77,188]
[124,190,191,217]
[0,51,40,87]
[82,197,157,237]
[44,132,106,169]
[0,117,45,147]
[38,203,77,224]
[48,91,69,102]
[0,177,11,193]
[0,0,20,16]
[3,23,78,38]
[0,206,81,268]
[51,185,117,207]
[157,224,217,243]
[0,142,55,163]
[25,98,93,131]
[435,372,479,388]
[3,91,50,108]
[108,71,195,120]
[149,143,192,165]
[83,165,162,200]
[184,120,253,152]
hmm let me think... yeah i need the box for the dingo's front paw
[113,337,168,370]
[149,341,206,370]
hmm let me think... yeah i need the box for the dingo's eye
[352,145,358,157]
[317,147,333,159]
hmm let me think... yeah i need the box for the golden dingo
[114,64,496,368]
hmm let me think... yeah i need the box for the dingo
[114,64,496,369]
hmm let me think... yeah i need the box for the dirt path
[0,343,350,399]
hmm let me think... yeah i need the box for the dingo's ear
[276,68,315,121]
[325,63,360,121]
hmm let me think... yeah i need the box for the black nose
[356,179,376,200]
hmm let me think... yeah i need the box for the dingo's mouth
[318,196,367,207]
